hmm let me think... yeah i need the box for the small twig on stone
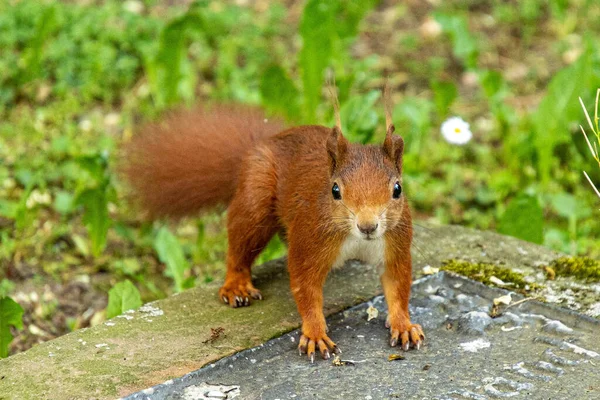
[504,296,540,310]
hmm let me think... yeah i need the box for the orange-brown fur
[121,105,284,219]
[123,105,424,361]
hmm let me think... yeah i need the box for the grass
[1,0,600,356]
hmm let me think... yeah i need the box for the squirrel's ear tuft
[383,126,404,173]
[382,79,404,173]
[327,126,348,174]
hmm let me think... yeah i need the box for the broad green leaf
[154,227,190,292]
[393,97,434,155]
[299,0,376,122]
[0,296,24,358]
[299,0,336,122]
[339,90,380,143]
[145,4,221,108]
[106,280,142,319]
[260,65,300,121]
[498,194,544,244]
[76,187,110,257]
[549,193,591,219]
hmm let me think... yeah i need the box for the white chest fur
[332,235,386,270]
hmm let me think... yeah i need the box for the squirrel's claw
[298,334,339,362]
[218,282,263,308]
[389,322,425,351]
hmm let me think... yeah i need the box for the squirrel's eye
[332,182,342,200]
[392,181,402,199]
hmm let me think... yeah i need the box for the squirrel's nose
[357,223,378,235]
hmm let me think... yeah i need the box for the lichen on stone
[440,259,534,290]
[548,256,600,282]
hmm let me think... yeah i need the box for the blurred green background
[0,0,599,356]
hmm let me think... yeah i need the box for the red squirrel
[123,97,424,362]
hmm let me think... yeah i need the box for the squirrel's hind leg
[219,155,279,308]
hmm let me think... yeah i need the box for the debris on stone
[544,266,556,280]
[202,327,225,344]
[493,293,513,306]
[489,276,511,287]
[388,354,406,361]
[366,305,378,321]
[331,354,355,366]
[422,265,439,275]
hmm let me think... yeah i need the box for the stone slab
[0,224,566,399]
[127,272,600,400]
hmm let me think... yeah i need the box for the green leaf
[106,280,142,319]
[549,193,591,219]
[260,65,300,121]
[498,194,544,244]
[76,187,110,257]
[339,90,380,143]
[299,0,336,122]
[0,296,24,358]
[0,280,15,298]
[434,13,479,69]
[392,97,434,155]
[154,227,190,292]
[431,80,457,117]
[532,44,600,185]
[53,191,74,215]
[479,70,507,100]
[20,6,57,85]
[76,154,109,185]
[256,235,287,265]
[145,6,215,108]
[299,0,376,122]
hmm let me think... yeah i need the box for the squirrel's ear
[382,124,405,173]
[327,126,348,174]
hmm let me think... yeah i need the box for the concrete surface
[127,273,600,400]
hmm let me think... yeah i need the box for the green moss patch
[440,259,533,290]
[549,256,600,282]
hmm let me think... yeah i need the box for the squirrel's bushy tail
[121,105,284,219]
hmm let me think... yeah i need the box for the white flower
[441,116,472,145]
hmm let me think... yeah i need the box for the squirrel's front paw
[298,333,340,363]
[218,282,263,308]
[386,316,425,350]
